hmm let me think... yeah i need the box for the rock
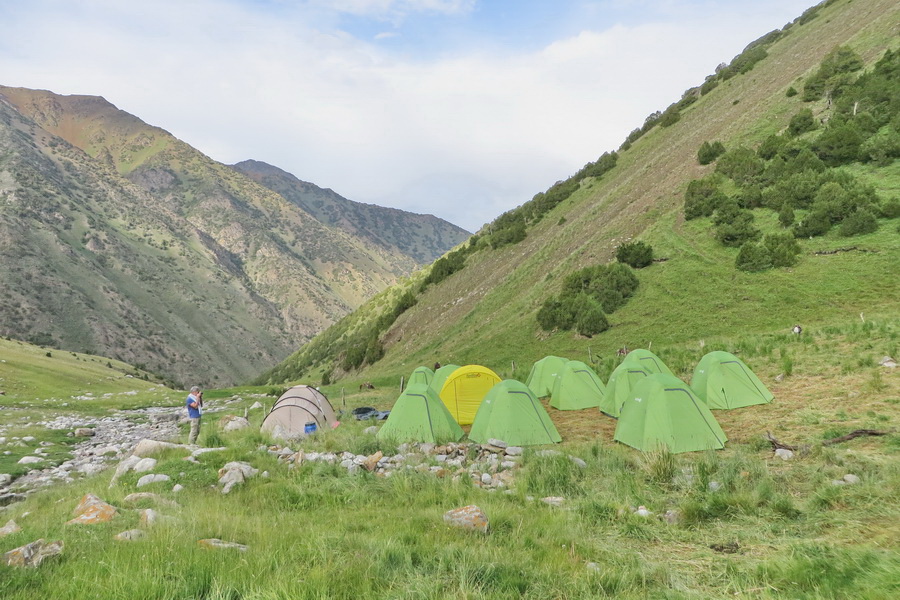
[541,497,565,507]
[197,538,248,551]
[480,473,492,485]
[132,439,185,457]
[221,416,251,432]
[136,474,172,488]
[17,456,44,465]
[123,492,179,508]
[3,538,64,567]
[191,447,227,458]
[634,506,653,518]
[109,455,142,487]
[487,439,508,449]
[68,494,117,525]
[363,426,378,435]
[74,428,95,437]
[78,463,105,477]
[0,493,27,506]
[0,473,11,486]
[0,519,22,537]
[505,446,523,457]
[114,529,145,541]
[831,479,847,486]
[443,505,489,533]
[139,509,159,526]
[133,458,158,473]
[218,461,258,494]
[843,474,860,484]
[363,451,383,472]
[663,510,681,524]
[249,401,263,410]
[22,436,35,443]
[586,562,601,572]
[172,484,184,493]
[774,448,794,461]
[569,456,587,469]
[708,481,722,492]
[217,461,258,479]
[774,373,785,383]
[878,356,897,368]
[483,444,506,454]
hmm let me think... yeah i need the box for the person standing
[186,386,203,444]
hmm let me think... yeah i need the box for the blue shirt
[186,393,201,419]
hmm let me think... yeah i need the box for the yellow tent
[439,365,502,425]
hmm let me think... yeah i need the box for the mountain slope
[231,160,469,265]
[261,0,900,385]
[0,87,465,386]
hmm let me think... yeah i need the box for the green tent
[525,355,568,398]
[469,380,561,446]
[599,360,651,418]
[408,366,434,388]
[377,384,464,444]
[429,364,460,395]
[691,351,774,409]
[614,373,727,453]
[624,349,674,376]
[550,360,605,410]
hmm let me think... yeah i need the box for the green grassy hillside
[262,0,899,387]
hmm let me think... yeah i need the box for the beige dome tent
[261,385,336,439]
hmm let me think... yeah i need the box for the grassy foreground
[1,319,899,599]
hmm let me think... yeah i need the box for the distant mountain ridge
[231,160,469,265]
[0,86,469,386]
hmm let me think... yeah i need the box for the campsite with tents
[2,0,899,598]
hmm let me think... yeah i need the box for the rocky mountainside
[0,86,468,386]
[231,160,469,266]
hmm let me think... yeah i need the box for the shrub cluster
[615,241,654,268]
[537,263,638,336]
[698,141,726,165]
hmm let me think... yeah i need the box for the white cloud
[0,0,813,231]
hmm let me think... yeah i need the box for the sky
[0,0,816,231]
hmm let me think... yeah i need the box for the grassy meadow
[2,317,898,599]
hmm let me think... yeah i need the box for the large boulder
[67,494,117,525]
[221,416,251,432]
[132,439,187,458]
[443,505,489,533]
[0,519,22,537]
[3,538,64,567]
[217,462,258,494]
[136,474,172,488]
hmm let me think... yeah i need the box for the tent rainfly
[469,380,562,446]
[261,385,337,440]
[691,351,774,409]
[439,365,502,425]
[623,349,674,376]
[614,373,727,453]
[525,355,568,398]
[408,366,434,388]
[599,360,651,418]
[550,360,605,410]
[429,364,461,395]
[377,384,464,444]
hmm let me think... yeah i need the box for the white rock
[541,496,565,507]
[249,402,263,410]
[222,417,251,432]
[843,474,860,484]
[774,448,794,461]
[634,506,653,518]
[480,473,492,485]
[487,439,508,449]
[172,484,184,493]
[133,458,158,473]
[17,456,44,465]
[708,481,722,492]
[114,529,145,541]
[136,474,171,488]
[569,456,587,469]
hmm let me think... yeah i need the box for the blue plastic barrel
[304,422,317,435]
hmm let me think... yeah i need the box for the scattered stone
[363,451,383,472]
[708,481,722,492]
[191,447,227,458]
[569,456,587,469]
[139,508,159,526]
[487,439,508,449]
[221,416,251,432]
[774,448,794,461]
[17,456,44,465]
[68,493,117,525]
[443,505,489,533]
[363,426,378,435]
[831,479,847,486]
[109,455,142,487]
[249,401,263,410]
[0,493,26,506]
[541,497,565,507]
[0,519,22,537]
[586,562,601,572]
[3,538,64,567]
[663,510,681,524]
[74,428,95,437]
[634,506,653,518]
[136,474,172,488]
[197,538,248,551]
[218,461,258,494]
[505,446,523,457]
[132,439,185,457]
[480,473,492,485]
[133,458,158,473]
[0,473,11,486]
[710,541,741,554]
[172,484,184,493]
[22,436,35,443]
[114,529,145,541]
[843,474,861,485]
[878,356,897,368]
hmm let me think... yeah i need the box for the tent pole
[400,376,405,392]
[588,346,593,364]
[341,388,345,408]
